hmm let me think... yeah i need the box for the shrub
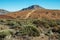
[43,23,50,28]
[48,20,57,27]
[0,19,6,24]
[32,19,44,27]
[26,25,40,36]
[0,19,4,22]
[56,20,60,25]
[6,21,20,28]
[52,27,60,33]
[33,19,48,27]
[6,21,16,26]
[0,30,12,38]
[15,25,40,37]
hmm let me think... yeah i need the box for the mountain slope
[0,5,60,19]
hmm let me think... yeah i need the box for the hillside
[3,5,60,19]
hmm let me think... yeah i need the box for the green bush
[6,21,16,26]
[0,19,6,24]
[56,20,60,25]
[15,25,40,37]
[6,21,20,28]
[48,20,57,27]
[33,19,49,27]
[0,30,12,38]
[0,19,5,22]
[43,23,50,28]
[52,27,60,33]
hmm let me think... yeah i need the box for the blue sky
[0,0,60,11]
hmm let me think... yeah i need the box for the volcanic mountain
[0,5,60,19]
[21,5,45,11]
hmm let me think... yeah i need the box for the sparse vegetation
[15,25,40,37]
[0,18,60,40]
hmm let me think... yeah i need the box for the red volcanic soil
[0,15,14,19]
[5,10,32,19]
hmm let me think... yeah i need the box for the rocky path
[25,9,36,19]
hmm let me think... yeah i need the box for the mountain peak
[28,5,40,9]
[21,5,45,11]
